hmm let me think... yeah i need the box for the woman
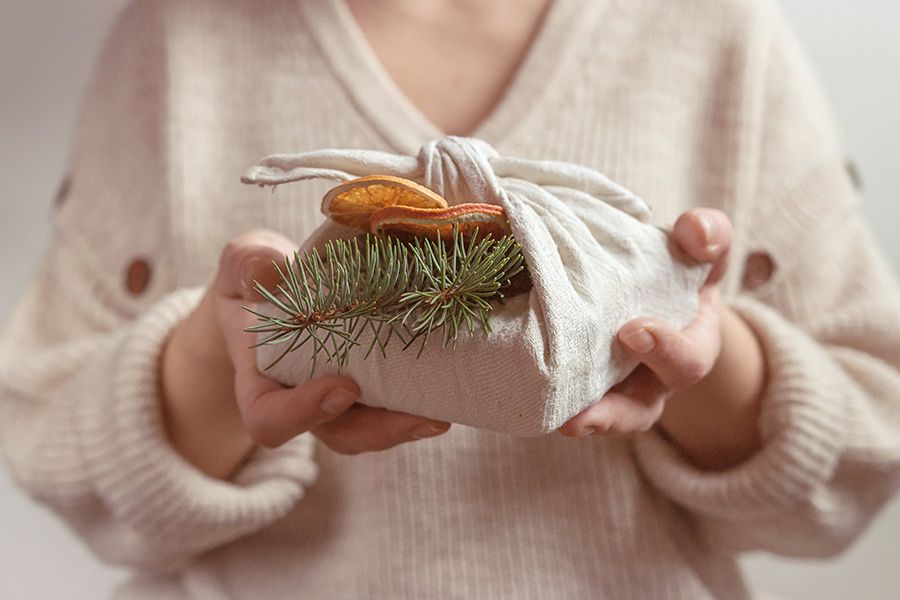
[2,0,899,597]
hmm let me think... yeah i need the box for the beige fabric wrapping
[242,137,709,435]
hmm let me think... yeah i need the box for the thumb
[214,230,299,302]
[672,208,733,285]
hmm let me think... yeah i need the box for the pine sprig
[244,228,527,376]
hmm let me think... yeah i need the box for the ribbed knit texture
[1,0,899,598]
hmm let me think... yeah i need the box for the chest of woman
[158,0,753,296]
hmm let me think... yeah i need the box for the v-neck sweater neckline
[300,0,597,154]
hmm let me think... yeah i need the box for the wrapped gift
[241,137,709,435]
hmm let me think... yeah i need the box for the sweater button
[125,258,152,295]
[742,251,775,290]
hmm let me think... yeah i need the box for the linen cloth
[1,0,899,598]
[244,136,710,434]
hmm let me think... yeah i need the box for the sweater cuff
[632,295,848,520]
[75,288,318,547]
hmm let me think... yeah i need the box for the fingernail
[320,389,358,415]
[239,257,261,294]
[579,426,597,437]
[698,214,720,252]
[622,327,656,354]
[410,423,445,439]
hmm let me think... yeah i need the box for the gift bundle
[241,137,709,435]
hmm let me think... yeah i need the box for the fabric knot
[417,137,504,206]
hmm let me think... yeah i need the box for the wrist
[160,292,256,480]
[160,294,235,411]
[173,293,232,367]
[657,304,767,470]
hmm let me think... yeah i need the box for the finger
[235,373,362,448]
[618,286,722,390]
[213,230,301,372]
[558,365,668,436]
[673,208,733,284]
[312,407,451,455]
[215,229,300,302]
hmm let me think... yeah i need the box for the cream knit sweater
[2,0,900,598]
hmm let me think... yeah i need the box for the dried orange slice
[370,203,509,241]
[322,175,448,231]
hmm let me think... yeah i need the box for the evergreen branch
[243,227,527,374]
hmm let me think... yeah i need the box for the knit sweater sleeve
[632,2,900,557]
[0,1,317,571]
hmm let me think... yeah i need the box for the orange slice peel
[322,175,448,230]
[370,203,509,241]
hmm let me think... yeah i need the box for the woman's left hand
[559,208,766,470]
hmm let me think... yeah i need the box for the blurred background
[1,1,898,598]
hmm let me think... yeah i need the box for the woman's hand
[160,230,451,481]
[559,209,767,470]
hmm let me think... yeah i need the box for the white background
[1,1,898,598]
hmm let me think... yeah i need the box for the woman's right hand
[160,230,451,480]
